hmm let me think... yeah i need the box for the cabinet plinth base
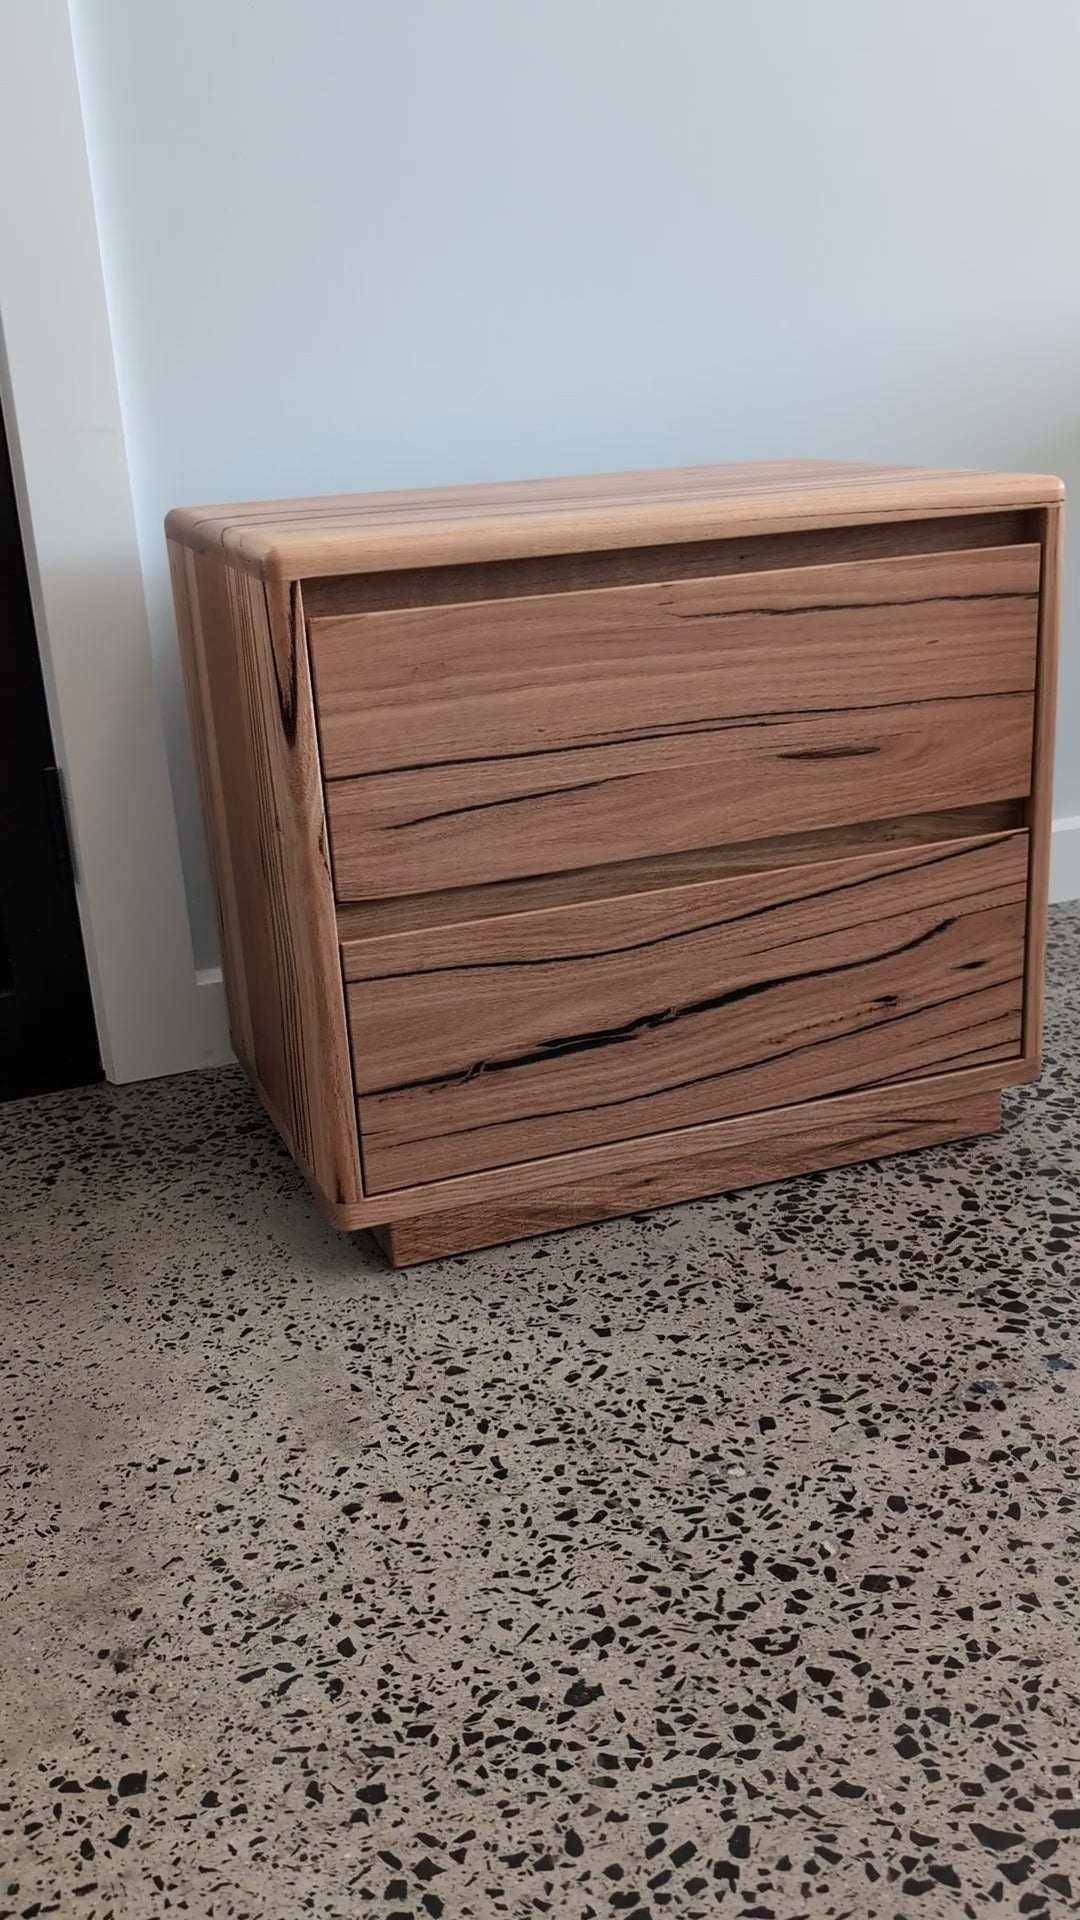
[367,1088,1003,1267]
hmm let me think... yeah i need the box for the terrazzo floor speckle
[2,907,1080,1920]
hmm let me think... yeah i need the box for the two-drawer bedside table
[167,460,1062,1264]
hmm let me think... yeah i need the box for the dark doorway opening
[0,400,101,1098]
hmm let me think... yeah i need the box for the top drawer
[310,543,1040,896]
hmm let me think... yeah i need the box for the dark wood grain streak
[359,972,1019,1155]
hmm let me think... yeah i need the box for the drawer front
[312,543,1040,898]
[326,692,1033,899]
[344,830,1028,1192]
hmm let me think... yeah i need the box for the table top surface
[166,458,1064,583]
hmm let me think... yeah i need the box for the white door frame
[0,0,228,1082]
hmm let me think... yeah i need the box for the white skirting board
[189,815,1080,1080]
[1050,816,1080,907]
[194,967,232,1070]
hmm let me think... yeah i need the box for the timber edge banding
[164,461,1065,583]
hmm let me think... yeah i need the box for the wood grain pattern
[346,831,1028,1190]
[317,544,1038,897]
[164,460,1063,583]
[368,1088,1003,1265]
[326,691,1034,900]
[166,458,1060,1260]
[311,542,1040,779]
[336,802,1024,942]
[168,542,363,1209]
[1022,502,1064,1067]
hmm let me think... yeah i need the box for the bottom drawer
[343,831,1028,1192]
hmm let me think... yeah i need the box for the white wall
[70,0,1080,973]
[0,0,228,1080]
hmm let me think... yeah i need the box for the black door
[0,403,101,1099]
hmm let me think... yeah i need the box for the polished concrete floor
[2,905,1079,1920]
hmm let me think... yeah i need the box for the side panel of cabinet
[1021,501,1063,1067]
[168,543,363,1209]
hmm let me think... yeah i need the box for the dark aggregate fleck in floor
[2,906,1080,1919]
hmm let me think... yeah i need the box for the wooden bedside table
[166,461,1062,1264]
